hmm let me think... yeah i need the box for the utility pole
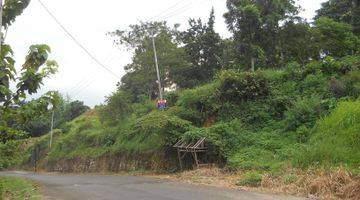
[152,35,163,100]
[0,0,4,54]
[49,108,54,149]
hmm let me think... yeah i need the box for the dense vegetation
[1,0,359,189]
[27,55,360,174]
[0,0,89,169]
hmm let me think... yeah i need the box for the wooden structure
[173,137,206,170]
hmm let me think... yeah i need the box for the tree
[280,20,319,65]
[175,9,224,88]
[224,0,299,70]
[316,0,360,35]
[109,21,188,101]
[224,2,262,71]
[64,100,90,121]
[314,17,359,58]
[0,0,58,143]
[99,91,132,125]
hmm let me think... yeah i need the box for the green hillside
[25,57,360,173]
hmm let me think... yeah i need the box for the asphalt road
[0,171,304,200]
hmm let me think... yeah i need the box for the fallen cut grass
[159,167,360,200]
[0,176,42,200]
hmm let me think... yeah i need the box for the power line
[153,0,209,21]
[149,0,190,21]
[67,53,115,94]
[37,0,121,80]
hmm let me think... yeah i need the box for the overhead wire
[37,0,121,80]
[148,0,189,21]
[37,0,214,101]
[66,53,115,95]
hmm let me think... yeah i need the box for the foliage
[174,9,224,88]
[218,70,269,102]
[294,99,360,169]
[110,21,187,101]
[0,176,41,200]
[0,140,25,169]
[315,0,360,35]
[127,111,192,149]
[283,95,323,131]
[224,0,299,69]
[99,91,132,125]
[176,82,219,126]
[236,171,263,187]
[314,17,359,58]
[280,21,319,65]
[2,0,31,28]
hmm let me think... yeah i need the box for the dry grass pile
[260,168,360,200]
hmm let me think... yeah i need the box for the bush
[301,73,329,96]
[176,83,219,126]
[0,141,24,169]
[218,70,269,102]
[284,95,323,131]
[99,91,133,124]
[340,70,360,98]
[236,171,263,187]
[127,111,192,149]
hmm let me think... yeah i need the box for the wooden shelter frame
[173,137,206,170]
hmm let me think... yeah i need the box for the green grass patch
[236,171,263,187]
[0,176,42,200]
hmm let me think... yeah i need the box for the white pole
[0,0,4,54]
[152,36,163,100]
[49,109,54,149]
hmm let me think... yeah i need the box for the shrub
[236,171,263,187]
[128,111,192,149]
[301,73,329,96]
[99,91,133,124]
[218,70,269,102]
[176,83,219,126]
[284,95,322,131]
[340,70,360,98]
[227,144,285,172]
[0,140,24,169]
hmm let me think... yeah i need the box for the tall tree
[314,17,359,58]
[280,20,319,65]
[175,9,224,88]
[224,0,299,70]
[109,22,187,101]
[316,0,360,35]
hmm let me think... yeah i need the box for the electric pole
[49,108,54,149]
[0,0,4,54]
[152,35,163,100]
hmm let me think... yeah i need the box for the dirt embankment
[24,152,177,173]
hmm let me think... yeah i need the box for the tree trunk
[250,57,255,72]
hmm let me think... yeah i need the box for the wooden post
[177,149,183,170]
[193,151,199,168]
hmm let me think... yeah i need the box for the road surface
[0,171,304,200]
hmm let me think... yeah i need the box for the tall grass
[294,99,360,169]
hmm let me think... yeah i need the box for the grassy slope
[24,60,360,174]
[0,176,42,200]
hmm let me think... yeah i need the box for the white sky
[6,0,327,107]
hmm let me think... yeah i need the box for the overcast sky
[6,0,327,107]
